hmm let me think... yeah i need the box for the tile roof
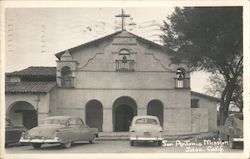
[7,66,56,77]
[5,81,56,93]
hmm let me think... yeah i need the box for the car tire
[130,140,135,146]
[229,137,235,149]
[32,143,42,149]
[157,140,162,146]
[89,138,95,144]
[63,141,72,148]
[20,142,30,146]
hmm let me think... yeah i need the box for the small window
[176,68,185,88]
[115,48,134,71]
[191,99,199,108]
[119,49,130,55]
[135,118,158,125]
[122,55,127,63]
[68,119,77,127]
[6,119,13,127]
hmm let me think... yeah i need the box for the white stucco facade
[5,30,218,134]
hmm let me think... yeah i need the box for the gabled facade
[5,30,218,134]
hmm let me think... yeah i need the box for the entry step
[96,132,217,141]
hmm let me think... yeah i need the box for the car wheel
[20,142,30,146]
[32,143,42,149]
[63,141,72,148]
[89,138,95,144]
[130,140,135,146]
[229,137,235,149]
[157,140,162,146]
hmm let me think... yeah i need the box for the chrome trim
[130,137,164,141]
[19,137,62,143]
[232,138,243,142]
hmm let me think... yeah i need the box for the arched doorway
[85,100,103,132]
[113,96,137,132]
[147,100,164,126]
[7,101,37,129]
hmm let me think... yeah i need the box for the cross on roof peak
[115,9,130,31]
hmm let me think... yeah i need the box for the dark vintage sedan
[5,118,26,147]
[219,113,243,149]
[19,116,98,149]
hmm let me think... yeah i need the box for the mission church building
[5,10,219,135]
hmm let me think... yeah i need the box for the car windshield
[135,118,157,125]
[6,119,13,126]
[237,116,243,120]
[41,119,67,126]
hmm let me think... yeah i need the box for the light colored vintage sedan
[129,115,164,146]
[19,116,98,149]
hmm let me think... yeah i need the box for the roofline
[54,30,173,59]
[55,30,123,59]
[5,81,57,94]
[127,31,172,53]
[191,91,220,102]
[6,66,56,77]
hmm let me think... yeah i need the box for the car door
[77,119,93,141]
[67,118,80,142]
[5,119,21,144]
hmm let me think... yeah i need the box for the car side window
[68,119,77,128]
[6,119,13,127]
[76,119,85,128]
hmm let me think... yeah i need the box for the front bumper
[19,137,62,144]
[130,137,164,141]
[232,138,243,142]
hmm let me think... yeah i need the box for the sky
[4,8,211,93]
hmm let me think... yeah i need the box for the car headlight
[54,136,60,140]
[21,131,31,139]
[53,130,61,140]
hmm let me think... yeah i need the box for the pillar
[102,108,113,132]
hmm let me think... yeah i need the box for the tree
[204,73,243,112]
[161,7,243,125]
[204,74,225,98]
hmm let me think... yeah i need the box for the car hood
[28,125,65,137]
[9,125,26,130]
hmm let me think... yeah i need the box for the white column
[82,107,86,123]
[38,113,49,125]
[102,108,113,132]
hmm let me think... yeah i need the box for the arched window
[115,48,135,71]
[120,49,130,63]
[176,68,185,88]
[119,49,130,55]
[61,66,73,87]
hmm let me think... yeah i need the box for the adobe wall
[49,88,192,133]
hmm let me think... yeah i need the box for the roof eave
[54,30,173,59]
[191,91,220,102]
[55,30,123,59]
